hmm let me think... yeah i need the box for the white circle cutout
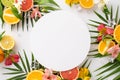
[30,10,90,71]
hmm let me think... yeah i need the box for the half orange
[114,25,120,44]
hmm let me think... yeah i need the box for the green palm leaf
[115,6,119,23]
[7,74,26,80]
[102,5,110,20]
[94,11,108,23]
[113,74,120,80]
[89,30,99,33]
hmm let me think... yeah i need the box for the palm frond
[113,74,120,80]
[89,49,98,53]
[102,5,110,20]
[6,74,26,80]
[89,30,99,33]
[88,23,98,27]
[89,19,107,25]
[94,11,108,23]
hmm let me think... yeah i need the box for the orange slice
[114,25,120,44]
[98,40,115,55]
[79,0,94,8]
[0,35,15,50]
[3,8,20,24]
[0,48,4,63]
[26,70,43,80]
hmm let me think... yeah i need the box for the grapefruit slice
[60,67,79,80]
[0,48,4,63]
[21,0,33,12]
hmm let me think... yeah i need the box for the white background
[0,0,120,80]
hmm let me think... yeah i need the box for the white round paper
[30,10,90,71]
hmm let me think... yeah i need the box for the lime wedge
[1,0,14,7]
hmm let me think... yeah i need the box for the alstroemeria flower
[31,8,41,19]
[107,44,120,58]
[97,36,102,42]
[105,27,114,35]
[79,68,91,80]
[5,54,20,66]
[97,24,106,34]
[42,69,57,80]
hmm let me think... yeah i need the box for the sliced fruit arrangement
[0,0,60,30]
[0,31,19,66]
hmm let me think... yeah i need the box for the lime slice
[1,0,14,7]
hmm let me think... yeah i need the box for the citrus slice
[0,35,15,50]
[21,0,33,12]
[1,0,14,7]
[0,48,4,63]
[26,70,43,80]
[79,0,94,8]
[114,25,120,44]
[60,67,79,80]
[98,40,115,55]
[3,8,20,24]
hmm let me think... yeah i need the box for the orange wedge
[3,8,20,24]
[114,25,120,44]
[26,70,43,80]
[98,40,115,55]
[79,0,94,8]
[0,48,4,63]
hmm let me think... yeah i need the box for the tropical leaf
[94,11,108,23]
[89,30,99,33]
[115,6,119,23]
[102,5,110,20]
[88,23,98,27]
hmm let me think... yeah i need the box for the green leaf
[89,19,106,25]
[43,6,59,11]
[116,53,120,61]
[30,18,34,27]
[0,2,3,18]
[102,5,110,20]
[88,23,98,27]
[91,36,98,39]
[6,74,26,80]
[115,6,119,23]
[95,62,113,71]
[113,74,120,80]
[0,31,5,41]
[94,11,108,23]
[77,78,82,80]
[22,12,25,31]
[3,67,20,72]
[26,12,29,31]
[110,6,113,21]
[23,50,31,72]
[13,62,23,71]
[101,66,120,79]
[118,18,120,25]
[89,30,99,33]
[89,49,98,53]
[11,6,22,20]
[97,62,120,76]
[18,52,27,73]
[4,71,24,75]
[91,42,98,44]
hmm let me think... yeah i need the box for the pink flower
[31,7,41,18]
[105,27,114,35]
[97,24,106,32]
[107,44,120,58]
[5,54,20,66]
[42,69,57,80]
[97,36,102,42]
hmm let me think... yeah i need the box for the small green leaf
[7,74,26,80]
[0,3,3,17]
[97,62,119,76]
[118,18,120,25]
[88,23,98,27]
[95,62,113,71]
[18,52,27,73]
[94,11,108,23]
[26,12,29,31]
[113,74,120,80]
[13,62,23,71]
[91,36,98,39]
[3,67,20,72]
[89,49,98,53]
[0,31,5,41]
[43,6,59,11]
[110,6,113,21]
[22,12,25,31]
[89,30,99,33]
[91,42,98,44]
[101,66,120,79]
[4,71,23,75]
[115,6,119,23]
[102,5,110,20]
[11,6,22,20]
[23,50,31,72]
[116,53,120,61]
[89,19,106,25]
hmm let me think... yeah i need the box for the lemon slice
[3,8,20,24]
[0,35,15,50]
